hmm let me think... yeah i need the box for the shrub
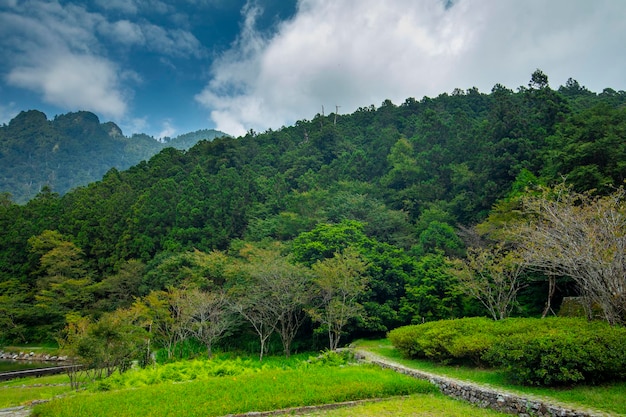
[484,319,626,386]
[389,317,626,386]
[387,324,424,358]
[388,317,495,364]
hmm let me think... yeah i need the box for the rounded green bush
[389,317,626,386]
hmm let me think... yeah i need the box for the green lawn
[293,395,512,417]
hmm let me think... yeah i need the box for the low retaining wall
[354,351,609,417]
[0,351,68,362]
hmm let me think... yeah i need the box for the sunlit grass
[33,365,436,417]
[0,374,71,408]
[293,395,510,417]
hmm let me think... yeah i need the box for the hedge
[388,317,626,386]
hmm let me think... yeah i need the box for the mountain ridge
[0,110,229,203]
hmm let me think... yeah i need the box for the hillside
[0,110,228,203]
[1,71,626,344]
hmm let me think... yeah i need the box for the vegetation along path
[352,348,613,417]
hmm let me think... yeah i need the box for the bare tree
[451,243,526,320]
[229,248,313,359]
[136,289,188,360]
[180,287,238,358]
[229,281,279,361]
[509,184,626,325]
[269,260,313,358]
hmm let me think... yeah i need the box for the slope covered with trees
[0,111,227,203]
[1,71,625,351]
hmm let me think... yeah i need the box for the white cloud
[197,0,626,137]
[107,19,146,45]
[0,101,18,125]
[157,119,177,139]
[94,0,139,14]
[7,54,128,118]
[0,1,128,118]
[0,0,203,124]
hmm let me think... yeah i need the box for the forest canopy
[1,71,626,348]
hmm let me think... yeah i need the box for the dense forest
[1,70,626,353]
[0,110,227,203]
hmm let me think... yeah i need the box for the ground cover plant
[388,317,626,386]
[31,351,436,417]
[357,338,626,416]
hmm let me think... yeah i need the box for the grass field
[293,395,511,417]
[31,365,440,417]
[4,341,623,417]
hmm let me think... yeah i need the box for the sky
[1,0,625,139]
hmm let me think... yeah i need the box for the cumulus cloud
[0,0,204,123]
[157,119,177,139]
[7,54,128,118]
[0,1,127,118]
[197,0,626,137]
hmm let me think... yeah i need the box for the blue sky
[1,0,625,138]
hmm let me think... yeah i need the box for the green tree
[309,248,368,350]
[28,231,94,335]
[451,243,526,320]
[59,309,147,389]
[400,253,463,323]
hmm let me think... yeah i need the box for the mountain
[0,110,228,203]
[1,72,626,342]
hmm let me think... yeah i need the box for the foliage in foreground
[388,317,626,386]
[94,350,353,391]
[32,361,435,417]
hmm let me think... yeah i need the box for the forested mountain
[1,71,626,345]
[0,111,228,203]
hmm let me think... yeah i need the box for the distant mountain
[0,110,228,203]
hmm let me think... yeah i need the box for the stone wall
[0,351,68,362]
[355,351,610,417]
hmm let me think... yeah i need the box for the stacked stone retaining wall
[0,351,68,362]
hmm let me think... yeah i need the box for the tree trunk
[541,276,556,318]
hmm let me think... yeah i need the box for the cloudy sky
[1,0,625,138]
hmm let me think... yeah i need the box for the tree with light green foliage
[309,248,368,350]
